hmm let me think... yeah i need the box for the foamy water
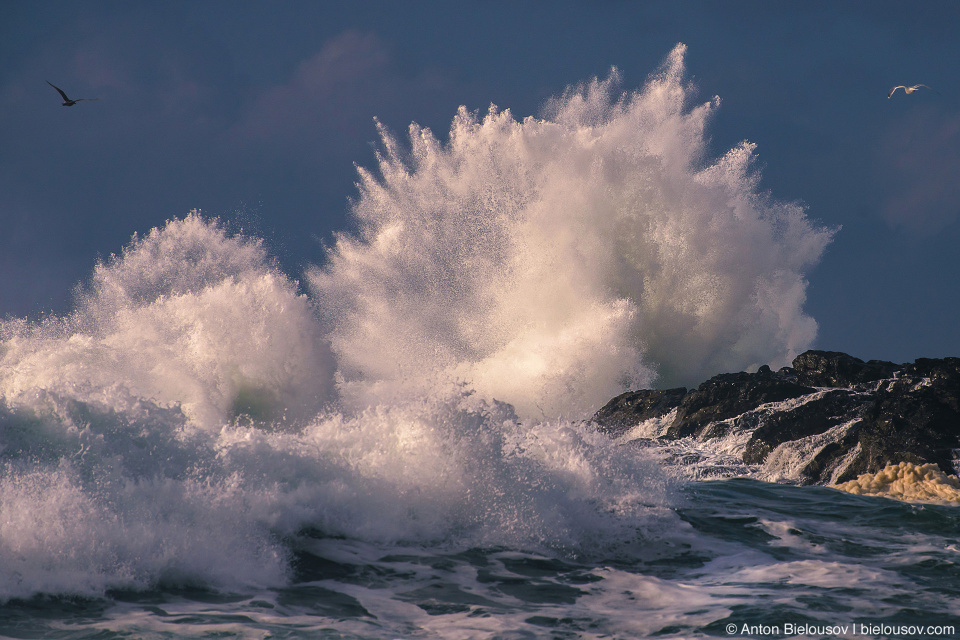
[834,461,960,503]
[309,43,834,419]
[0,212,674,600]
[3,46,915,639]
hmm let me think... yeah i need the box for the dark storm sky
[2,0,959,363]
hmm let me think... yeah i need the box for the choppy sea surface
[3,478,960,639]
[2,45,956,638]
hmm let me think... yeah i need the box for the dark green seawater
[2,479,957,639]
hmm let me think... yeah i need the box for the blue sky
[2,0,959,365]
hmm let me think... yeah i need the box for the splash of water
[309,43,834,419]
[0,214,340,596]
[1,213,335,431]
[0,44,833,601]
[0,213,670,601]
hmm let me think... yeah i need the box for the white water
[0,44,834,602]
[0,214,672,599]
[310,43,833,419]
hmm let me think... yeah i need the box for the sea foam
[833,462,960,504]
[0,217,669,600]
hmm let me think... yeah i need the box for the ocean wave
[0,43,832,600]
[309,43,833,419]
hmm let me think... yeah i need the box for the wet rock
[739,389,868,465]
[789,350,899,388]
[592,388,686,436]
[592,350,960,485]
[844,365,960,481]
[664,369,815,439]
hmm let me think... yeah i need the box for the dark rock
[790,350,899,388]
[592,387,686,436]
[797,431,864,484]
[740,389,868,465]
[591,350,960,485]
[836,369,960,482]
[665,371,816,439]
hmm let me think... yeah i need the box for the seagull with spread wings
[888,84,933,98]
[47,81,99,106]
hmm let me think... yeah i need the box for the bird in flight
[888,84,933,98]
[47,81,99,106]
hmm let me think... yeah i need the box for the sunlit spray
[0,44,831,601]
[310,43,834,419]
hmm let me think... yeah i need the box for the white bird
[888,84,932,98]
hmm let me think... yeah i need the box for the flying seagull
[888,84,933,98]
[47,81,98,106]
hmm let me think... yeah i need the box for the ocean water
[2,44,957,639]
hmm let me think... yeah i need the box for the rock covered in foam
[593,350,960,486]
[832,462,960,503]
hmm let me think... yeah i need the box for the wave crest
[310,43,834,418]
[1,213,335,430]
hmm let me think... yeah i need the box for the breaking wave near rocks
[0,44,837,612]
[0,213,674,600]
[310,42,834,419]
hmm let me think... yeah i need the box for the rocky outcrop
[592,350,960,485]
[789,350,899,387]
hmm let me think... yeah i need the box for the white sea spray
[309,43,834,420]
[0,44,835,601]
